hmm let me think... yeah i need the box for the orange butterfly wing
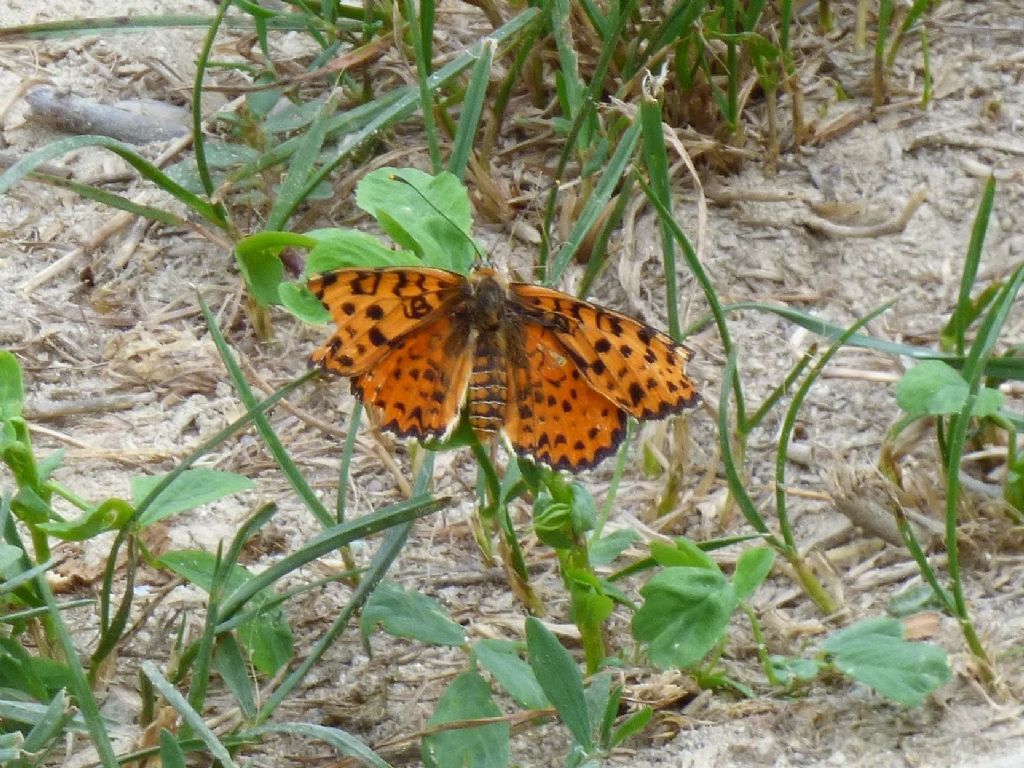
[509,283,700,420]
[308,267,465,376]
[504,324,627,471]
[351,314,473,440]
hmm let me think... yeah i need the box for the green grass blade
[873,0,895,106]
[952,176,996,354]
[774,302,893,550]
[577,174,633,296]
[217,494,442,620]
[336,404,363,523]
[247,723,388,767]
[719,300,1024,381]
[639,174,745,424]
[963,271,1024,385]
[448,38,495,180]
[193,0,232,208]
[198,295,331,527]
[944,264,1024,666]
[185,544,229,715]
[627,1,706,79]
[405,0,441,171]
[578,0,608,39]
[158,729,187,768]
[547,116,641,284]
[254,459,436,722]
[885,0,932,68]
[718,351,771,537]
[141,661,236,767]
[0,136,226,227]
[289,7,541,209]
[0,14,318,40]
[229,90,407,181]
[639,94,679,340]
[27,173,190,227]
[31,563,118,766]
[722,0,740,128]
[266,94,338,230]
[538,0,636,275]
[548,0,588,144]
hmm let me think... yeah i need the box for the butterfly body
[309,266,699,471]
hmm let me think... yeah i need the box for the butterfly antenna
[389,174,490,269]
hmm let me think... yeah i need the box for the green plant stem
[744,347,815,432]
[193,0,232,229]
[784,551,836,616]
[595,420,633,540]
[743,602,780,687]
[405,0,442,172]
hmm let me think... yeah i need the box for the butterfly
[308,266,700,471]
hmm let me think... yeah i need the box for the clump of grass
[0,1,972,765]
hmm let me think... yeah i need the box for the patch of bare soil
[2,1,1024,766]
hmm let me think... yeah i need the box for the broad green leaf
[526,617,592,750]
[586,672,614,747]
[0,351,24,419]
[732,547,775,601]
[355,169,478,273]
[159,729,187,768]
[588,528,640,566]
[472,639,548,710]
[280,279,332,325]
[768,656,821,686]
[158,549,293,675]
[213,634,256,719]
[133,468,255,526]
[532,492,575,549]
[611,706,653,748]
[0,544,24,576]
[823,617,951,707]
[632,567,736,669]
[569,482,598,534]
[422,672,508,768]
[649,537,717,570]
[235,230,318,307]
[304,228,422,275]
[566,568,616,629]
[887,585,945,617]
[894,360,1003,419]
[360,580,465,647]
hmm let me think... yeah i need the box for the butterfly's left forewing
[309,267,466,376]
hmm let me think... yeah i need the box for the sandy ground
[2,1,1024,766]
